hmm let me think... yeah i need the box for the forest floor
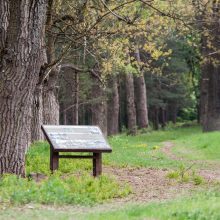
[1,124,220,219]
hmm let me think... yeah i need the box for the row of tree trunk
[59,68,149,136]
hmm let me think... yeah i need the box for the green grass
[77,188,220,220]
[26,142,93,175]
[1,188,220,220]
[172,130,220,161]
[105,125,202,168]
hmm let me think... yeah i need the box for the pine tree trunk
[43,0,59,126]
[91,78,107,136]
[0,0,47,175]
[200,2,220,131]
[43,68,60,125]
[72,72,79,125]
[160,108,166,128]
[202,64,220,131]
[125,73,137,135]
[171,104,177,124]
[107,76,119,136]
[134,48,149,129]
[153,107,159,130]
[134,74,148,128]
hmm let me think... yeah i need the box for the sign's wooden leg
[93,153,102,177]
[50,147,59,172]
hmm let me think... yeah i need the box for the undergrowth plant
[166,164,204,185]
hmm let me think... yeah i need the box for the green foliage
[0,173,130,206]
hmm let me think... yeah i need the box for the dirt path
[103,166,200,203]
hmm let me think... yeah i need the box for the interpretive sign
[41,125,112,177]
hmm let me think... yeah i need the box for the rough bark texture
[134,48,149,129]
[43,0,59,126]
[125,73,137,135]
[31,84,44,141]
[152,107,159,130]
[59,66,79,125]
[134,75,148,128]
[43,69,60,125]
[0,0,47,175]
[107,76,119,136]
[72,72,79,125]
[91,78,107,137]
[199,1,220,131]
[202,64,220,131]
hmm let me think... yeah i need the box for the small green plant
[192,171,204,185]
[166,164,204,185]
[166,171,179,179]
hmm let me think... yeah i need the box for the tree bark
[0,0,47,175]
[72,72,79,125]
[43,68,60,125]
[153,107,159,130]
[125,73,137,135]
[31,84,44,141]
[202,64,220,131]
[42,0,59,126]
[199,1,220,131]
[134,47,149,129]
[107,76,119,136]
[160,108,166,128]
[91,77,107,136]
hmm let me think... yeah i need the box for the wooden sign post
[41,125,112,177]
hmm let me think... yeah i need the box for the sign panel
[42,125,112,152]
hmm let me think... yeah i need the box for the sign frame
[41,125,112,177]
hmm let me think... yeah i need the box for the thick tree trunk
[199,1,220,131]
[202,64,220,131]
[134,48,149,129]
[91,78,107,136]
[107,76,119,136]
[0,0,47,175]
[125,73,137,135]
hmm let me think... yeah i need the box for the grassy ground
[1,123,220,219]
[105,124,202,168]
[1,189,220,220]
